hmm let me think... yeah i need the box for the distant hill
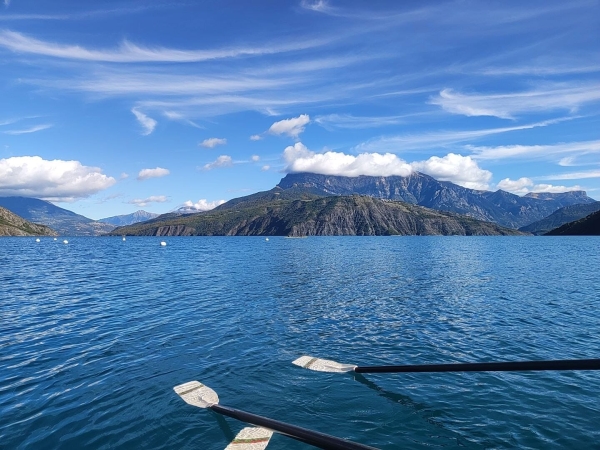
[0,206,58,236]
[520,202,600,235]
[109,194,524,236]
[0,197,115,236]
[98,210,160,226]
[278,173,596,229]
[545,210,600,236]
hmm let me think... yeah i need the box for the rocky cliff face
[110,195,525,237]
[0,206,58,236]
[278,173,596,229]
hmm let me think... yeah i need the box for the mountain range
[0,197,114,236]
[519,202,600,235]
[545,210,600,236]
[277,173,596,229]
[98,210,160,227]
[108,194,524,237]
[0,206,57,236]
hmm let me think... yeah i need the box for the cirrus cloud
[137,167,170,180]
[131,107,157,135]
[0,155,116,201]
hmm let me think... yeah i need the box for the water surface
[1,236,599,449]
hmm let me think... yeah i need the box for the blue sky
[0,0,599,219]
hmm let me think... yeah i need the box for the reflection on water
[1,236,599,449]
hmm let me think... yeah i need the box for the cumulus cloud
[128,195,168,207]
[200,137,227,148]
[496,177,582,195]
[251,155,260,162]
[283,142,413,177]
[131,107,157,135]
[268,114,310,138]
[0,155,116,201]
[137,167,170,180]
[261,165,271,171]
[410,153,492,190]
[250,134,262,141]
[203,155,233,170]
[179,199,226,212]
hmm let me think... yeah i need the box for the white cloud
[179,199,226,212]
[261,165,271,171]
[283,142,413,177]
[537,170,600,181]
[251,155,260,162]
[0,29,327,62]
[356,118,569,153]
[411,153,492,190]
[250,134,262,141]
[496,177,582,195]
[120,172,129,179]
[128,195,168,207]
[468,139,600,161]
[0,156,116,201]
[137,167,170,180]
[131,108,157,135]
[4,0,11,7]
[200,137,227,148]
[3,124,53,135]
[314,113,406,130]
[203,155,233,170]
[431,85,600,119]
[268,114,310,138]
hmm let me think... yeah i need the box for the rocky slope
[278,173,596,229]
[520,202,600,235]
[99,210,160,226]
[0,206,58,236]
[545,210,600,236]
[0,197,115,236]
[109,195,524,236]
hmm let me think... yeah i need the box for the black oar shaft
[210,404,378,450]
[354,358,600,374]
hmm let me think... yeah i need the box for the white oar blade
[173,380,219,408]
[224,427,273,450]
[292,356,356,373]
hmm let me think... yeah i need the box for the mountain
[278,173,596,229]
[545,210,600,236]
[519,202,600,235]
[98,210,160,226]
[0,206,58,236]
[0,197,115,236]
[109,194,524,236]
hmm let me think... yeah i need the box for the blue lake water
[1,236,599,449]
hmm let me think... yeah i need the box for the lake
[1,236,599,449]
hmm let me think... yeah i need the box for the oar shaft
[354,358,600,374]
[210,404,378,450]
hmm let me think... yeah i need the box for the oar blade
[292,355,356,373]
[173,380,219,408]
[224,427,273,450]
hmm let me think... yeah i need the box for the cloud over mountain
[0,156,116,201]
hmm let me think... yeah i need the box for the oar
[224,427,273,450]
[292,356,600,374]
[173,381,378,450]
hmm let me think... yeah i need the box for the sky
[0,0,599,219]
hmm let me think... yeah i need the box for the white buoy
[54,238,57,241]
[122,237,126,241]
[36,238,40,242]
[63,240,69,244]
[160,241,167,246]
[265,237,269,241]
